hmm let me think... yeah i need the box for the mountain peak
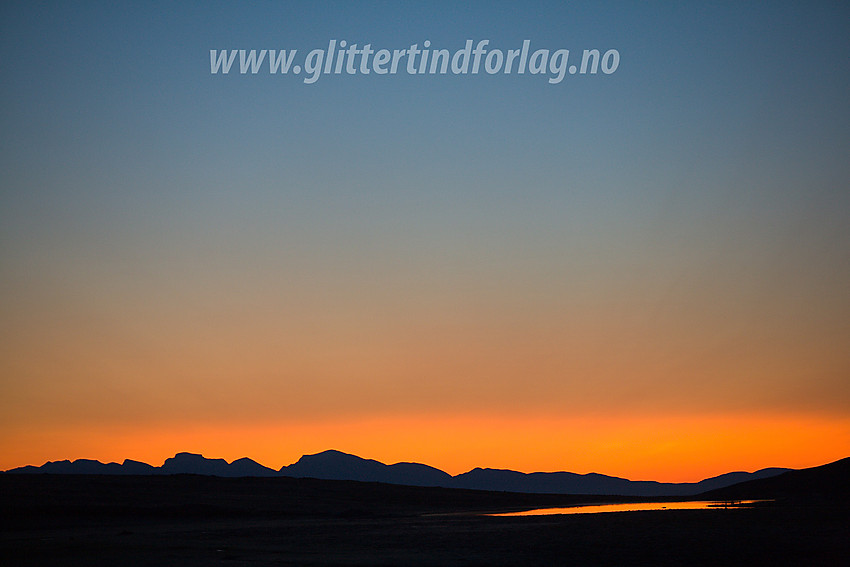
[281,449,453,487]
[160,452,229,475]
[295,449,367,462]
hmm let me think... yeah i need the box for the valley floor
[2,475,847,566]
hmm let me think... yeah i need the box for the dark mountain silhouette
[2,449,801,496]
[281,450,454,487]
[449,466,790,497]
[4,453,273,478]
[9,459,124,475]
[451,467,672,496]
[159,452,231,476]
[8,458,158,475]
[228,457,279,477]
[689,468,792,493]
[156,452,277,477]
[700,456,850,502]
[121,459,158,474]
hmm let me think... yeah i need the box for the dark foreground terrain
[2,472,848,566]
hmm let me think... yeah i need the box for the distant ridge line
[1,449,804,497]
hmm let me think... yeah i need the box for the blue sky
[1,1,848,474]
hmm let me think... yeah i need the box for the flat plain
[1,473,848,566]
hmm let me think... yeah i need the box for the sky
[1,1,848,482]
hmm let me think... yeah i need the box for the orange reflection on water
[490,500,766,516]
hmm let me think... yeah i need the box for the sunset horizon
[2,2,848,495]
[4,410,849,483]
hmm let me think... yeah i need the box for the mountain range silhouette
[3,449,794,497]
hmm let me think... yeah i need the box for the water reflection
[490,500,766,516]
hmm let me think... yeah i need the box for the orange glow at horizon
[2,412,848,483]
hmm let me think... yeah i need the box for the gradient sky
[1,1,848,481]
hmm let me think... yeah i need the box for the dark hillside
[701,457,850,503]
